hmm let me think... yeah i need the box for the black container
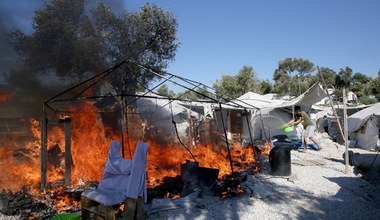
[269,145,292,176]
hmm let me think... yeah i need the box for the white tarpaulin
[82,141,149,205]
[228,82,327,140]
[348,102,380,133]
[348,102,380,150]
[232,82,327,110]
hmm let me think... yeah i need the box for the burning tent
[0,61,279,218]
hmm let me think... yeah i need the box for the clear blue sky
[1,0,380,88]
[125,0,380,87]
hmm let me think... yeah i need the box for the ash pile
[0,190,51,219]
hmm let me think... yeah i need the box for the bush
[358,96,378,105]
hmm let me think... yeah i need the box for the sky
[1,0,379,88]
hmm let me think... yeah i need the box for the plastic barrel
[269,145,292,176]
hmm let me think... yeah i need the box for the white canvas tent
[219,82,328,142]
[348,102,380,150]
[232,82,327,110]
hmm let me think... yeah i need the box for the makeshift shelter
[217,82,328,142]
[348,102,380,150]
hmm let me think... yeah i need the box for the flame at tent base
[0,101,269,196]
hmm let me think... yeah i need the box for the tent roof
[233,92,283,109]
[231,82,327,110]
[348,102,380,133]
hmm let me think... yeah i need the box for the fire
[0,91,15,102]
[0,118,41,193]
[0,101,269,211]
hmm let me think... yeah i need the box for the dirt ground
[146,141,380,220]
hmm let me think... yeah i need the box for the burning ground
[0,100,266,218]
[146,141,380,220]
[1,94,379,219]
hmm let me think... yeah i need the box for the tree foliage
[213,65,261,99]
[175,86,213,100]
[9,0,179,92]
[273,57,315,95]
[335,66,353,89]
[351,72,372,97]
[358,96,378,105]
[318,67,337,88]
[368,76,380,97]
[259,80,273,94]
[157,84,175,97]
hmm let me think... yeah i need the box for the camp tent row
[133,82,379,150]
[135,83,327,144]
[217,82,328,142]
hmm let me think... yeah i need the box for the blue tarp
[273,141,319,150]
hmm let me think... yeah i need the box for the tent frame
[40,60,262,191]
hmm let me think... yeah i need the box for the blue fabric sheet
[81,140,149,206]
[273,141,319,150]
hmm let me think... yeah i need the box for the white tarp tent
[223,82,327,141]
[232,82,327,110]
[133,83,328,144]
[348,102,380,150]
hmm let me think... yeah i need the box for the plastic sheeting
[350,116,379,150]
[348,102,380,133]
[348,103,380,149]
[231,82,327,110]
[81,140,149,206]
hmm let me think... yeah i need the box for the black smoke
[0,0,128,118]
[0,0,126,83]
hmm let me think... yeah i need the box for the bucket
[51,214,81,220]
[269,145,292,176]
[282,125,294,133]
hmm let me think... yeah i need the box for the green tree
[352,72,371,85]
[335,67,353,89]
[319,67,337,88]
[9,0,179,92]
[368,76,380,97]
[259,80,273,94]
[358,96,378,105]
[176,86,213,100]
[213,65,260,99]
[157,84,175,97]
[308,67,337,89]
[273,57,315,95]
[352,72,371,97]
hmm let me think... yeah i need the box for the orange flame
[0,90,15,102]
[0,101,269,210]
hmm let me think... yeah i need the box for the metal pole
[121,68,128,158]
[40,117,48,192]
[343,88,349,174]
[258,110,268,141]
[219,103,234,173]
[64,118,72,186]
